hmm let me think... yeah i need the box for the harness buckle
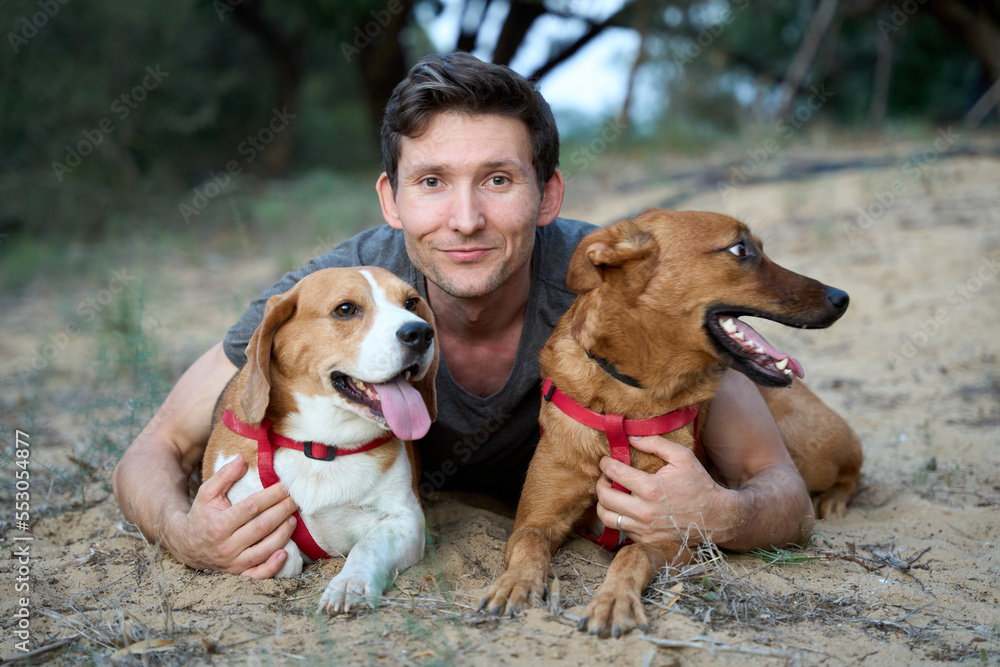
[303,441,336,461]
[543,381,556,402]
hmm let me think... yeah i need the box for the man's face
[377,112,562,300]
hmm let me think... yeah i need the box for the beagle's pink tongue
[373,376,431,441]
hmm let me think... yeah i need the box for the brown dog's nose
[397,322,434,353]
[826,287,849,312]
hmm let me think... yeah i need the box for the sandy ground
[1,138,998,665]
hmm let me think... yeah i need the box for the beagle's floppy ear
[241,289,300,424]
[411,298,439,423]
[566,220,659,295]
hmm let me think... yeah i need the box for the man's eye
[404,297,418,311]
[423,177,439,187]
[334,303,358,317]
[491,176,508,186]
[728,242,750,258]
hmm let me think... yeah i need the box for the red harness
[222,409,394,562]
[540,378,700,551]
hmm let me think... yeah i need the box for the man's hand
[595,371,815,552]
[113,342,306,580]
[595,435,737,545]
[166,457,299,578]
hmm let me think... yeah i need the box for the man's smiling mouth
[441,248,492,261]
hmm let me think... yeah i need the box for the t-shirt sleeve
[222,240,364,368]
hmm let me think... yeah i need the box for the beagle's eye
[404,297,418,312]
[728,242,750,258]
[334,302,358,318]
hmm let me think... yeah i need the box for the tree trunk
[619,0,652,126]
[870,24,892,127]
[455,0,488,52]
[774,0,840,119]
[493,0,547,66]
[357,0,415,150]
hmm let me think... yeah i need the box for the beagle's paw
[275,542,304,578]
[317,572,382,614]
[478,568,546,617]
[577,587,648,639]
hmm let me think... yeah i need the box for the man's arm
[595,370,814,551]
[112,342,298,577]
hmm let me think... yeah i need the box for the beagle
[203,266,438,614]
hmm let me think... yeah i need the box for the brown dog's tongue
[372,376,431,441]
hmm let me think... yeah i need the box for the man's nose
[449,185,486,235]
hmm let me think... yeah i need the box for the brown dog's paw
[478,569,546,617]
[577,588,648,638]
[813,489,851,520]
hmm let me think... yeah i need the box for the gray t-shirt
[223,217,597,502]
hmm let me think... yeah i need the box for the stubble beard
[407,236,534,301]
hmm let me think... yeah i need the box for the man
[113,52,813,580]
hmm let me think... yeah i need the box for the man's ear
[241,289,299,424]
[566,220,659,294]
[377,172,403,230]
[536,169,565,228]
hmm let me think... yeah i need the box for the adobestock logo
[887,249,998,367]
[561,117,628,185]
[178,107,297,224]
[6,268,135,385]
[843,127,959,245]
[7,0,71,54]
[50,65,170,183]
[717,85,833,201]
[340,0,406,63]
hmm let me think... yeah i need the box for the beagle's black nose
[397,321,434,353]
[825,287,849,312]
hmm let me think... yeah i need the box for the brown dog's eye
[728,242,751,258]
[334,303,358,318]
[404,297,418,311]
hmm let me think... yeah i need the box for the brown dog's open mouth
[705,311,805,387]
[330,367,431,440]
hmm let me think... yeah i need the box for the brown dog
[481,209,862,636]
[203,266,438,613]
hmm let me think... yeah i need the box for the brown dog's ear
[412,298,439,422]
[241,289,299,424]
[566,222,659,294]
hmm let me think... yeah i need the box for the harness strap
[221,410,394,562]
[540,378,700,551]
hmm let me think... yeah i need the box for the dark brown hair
[380,52,559,193]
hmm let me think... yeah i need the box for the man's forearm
[714,461,814,552]
[112,341,236,558]
[112,436,193,554]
